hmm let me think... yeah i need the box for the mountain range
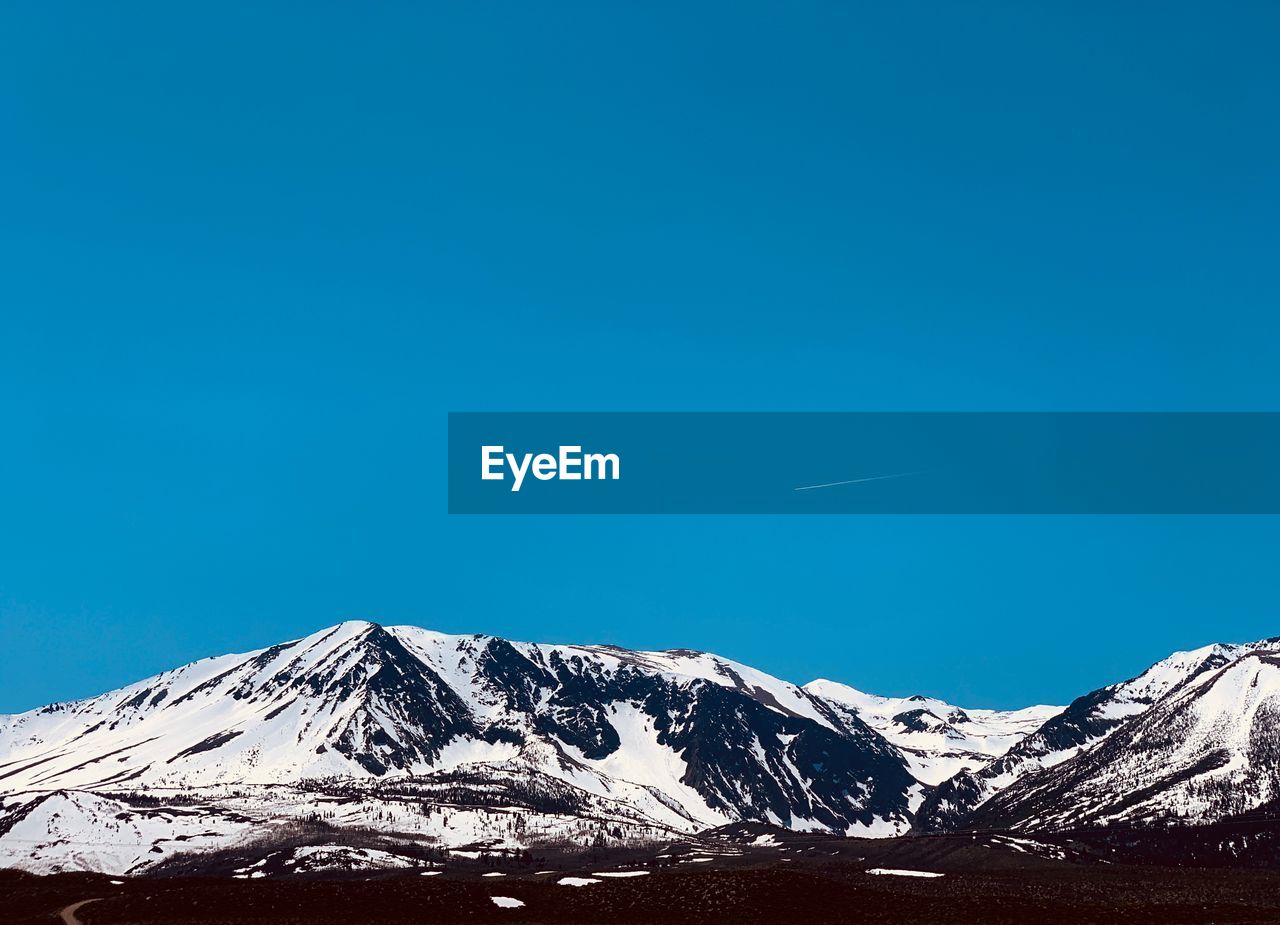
[1,621,1276,875]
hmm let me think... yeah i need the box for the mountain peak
[318,618,382,635]
[0,621,919,840]
[5,625,1280,875]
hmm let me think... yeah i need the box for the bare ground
[6,862,1280,925]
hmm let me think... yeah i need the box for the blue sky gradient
[2,3,1278,711]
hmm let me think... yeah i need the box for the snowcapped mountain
[967,646,1280,831]
[803,681,1061,786]
[3,622,1279,875]
[915,637,1280,831]
[0,621,919,873]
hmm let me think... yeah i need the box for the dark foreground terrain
[9,822,1280,924]
[9,829,1280,925]
[7,864,1280,925]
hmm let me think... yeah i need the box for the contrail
[793,471,918,492]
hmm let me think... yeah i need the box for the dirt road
[58,899,100,925]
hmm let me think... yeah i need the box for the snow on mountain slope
[0,790,257,875]
[915,636,1280,831]
[8,623,1280,874]
[0,621,477,788]
[804,680,1061,786]
[0,775,694,875]
[969,648,1280,830]
[0,621,919,861]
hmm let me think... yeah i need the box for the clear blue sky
[2,3,1278,712]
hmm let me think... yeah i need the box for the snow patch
[593,870,651,877]
[866,868,944,878]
